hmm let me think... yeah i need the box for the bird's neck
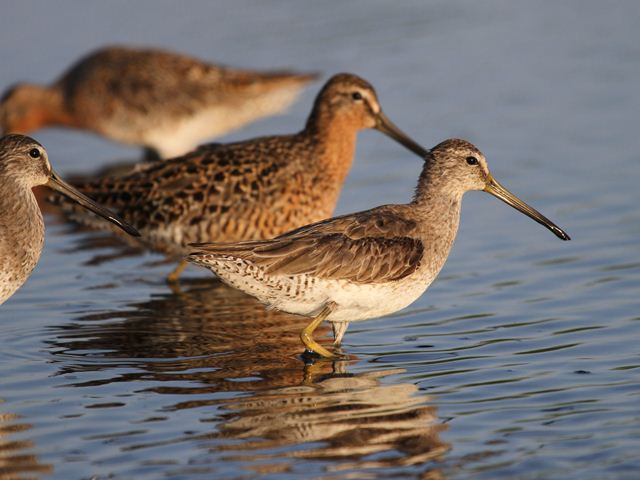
[302,108,359,186]
[412,188,463,235]
[17,86,74,132]
[412,162,466,208]
[0,182,45,287]
[411,167,464,257]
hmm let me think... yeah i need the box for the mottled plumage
[188,139,570,357]
[52,73,427,279]
[0,45,318,158]
[0,135,138,305]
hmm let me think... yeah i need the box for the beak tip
[103,217,140,237]
[124,223,141,237]
[552,226,571,241]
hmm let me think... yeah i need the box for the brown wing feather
[189,205,424,284]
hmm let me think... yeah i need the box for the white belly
[274,275,434,322]
[142,106,239,158]
[209,257,436,323]
[144,86,305,158]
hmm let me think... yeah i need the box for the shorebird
[52,73,427,281]
[0,134,139,305]
[187,139,570,358]
[0,45,318,158]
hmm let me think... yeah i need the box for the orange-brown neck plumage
[0,84,74,134]
[306,112,359,186]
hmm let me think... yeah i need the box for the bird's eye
[466,156,479,166]
[29,148,41,159]
[351,91,363,101]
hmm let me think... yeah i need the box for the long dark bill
[484,176,570,241]
[375,110,429,157]
[47,170,140,237]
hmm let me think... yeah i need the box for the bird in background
[52,73,428,281]
[0,45,318,159]
[188,139,570,358]
[0,134,139,305]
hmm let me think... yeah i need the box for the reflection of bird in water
[49,281,322,393]
[48,282,448,475]
[0,406,52,478]
[216,363,449,476]
[0,45,318,159]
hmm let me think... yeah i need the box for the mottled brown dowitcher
[53,73,428,281]
[0,45,318,158]
[187,139,570,358]
[0,134,139,305]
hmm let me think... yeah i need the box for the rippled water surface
[1,1,639,478]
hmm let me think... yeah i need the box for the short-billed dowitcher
[187,139,570,358]
[53,73,427,281]
[0,45,318,158]
[0,134,139,305]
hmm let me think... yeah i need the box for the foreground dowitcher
[188,139,570,357]
[0,134,139,305]
[0,45,318,158]
[53,73,427,281]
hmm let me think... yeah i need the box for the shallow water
[1,1,639,478]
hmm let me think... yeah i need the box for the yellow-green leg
[300,302,337,358]
[167,259,188,283]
